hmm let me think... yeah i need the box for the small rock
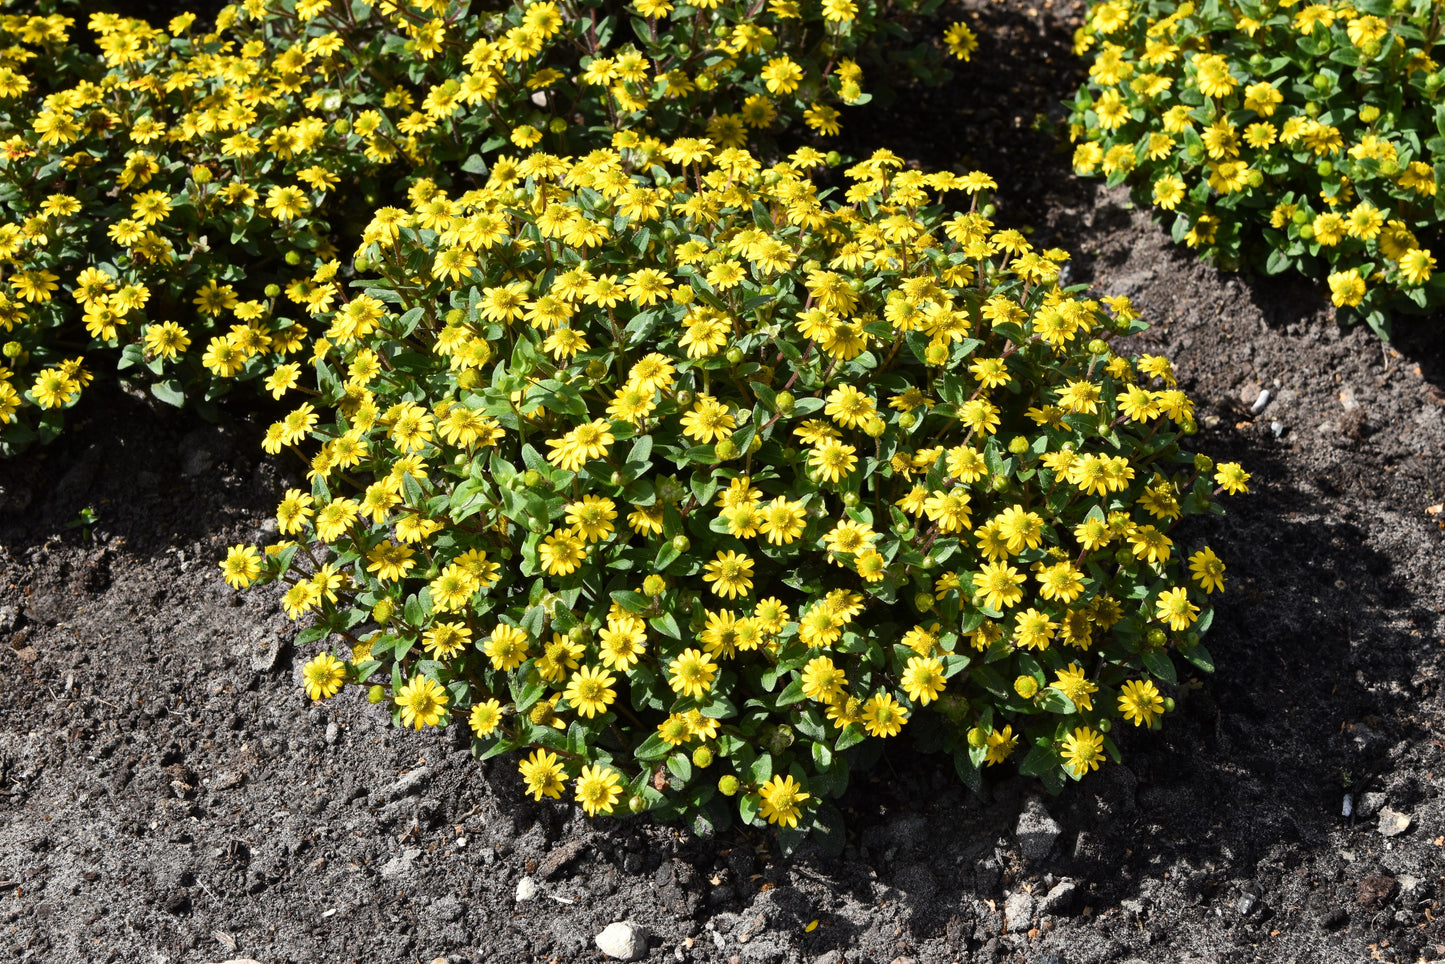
[1339,387,1360,411]
[1236,894,1257,916]
[1039,879,1078,916]
[1378,808,1411,837]
[380,847,421,879]
[325,722,339,745]
[383,766,433,800]
[1359,791,1386,817]
[1250,389,1271,414]
[1003,891,1035,932]
[536,839,586,879]
[1015,798,1061,861]
[1270,420,1285,438]
[0,606,18,634]
[595,921,649,961]
[515,877,539,902]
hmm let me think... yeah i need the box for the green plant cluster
[1068,0,1444,337]
[220,140,1245,840]
[0,0,946,452]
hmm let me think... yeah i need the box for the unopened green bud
[1008,436,1030,456]
[718,774,740,796]
[725,347,744,365]
[549,117,567,134]
[445,308,465,324]
[898,411,917,429]
[264,283,282,298]
[766,725,794,754]
[914,592,934,613]
[372,598,395,623]
[568,625,591,645]
[1087,339,1109,355]
[863,415,886,438]
[284,250,302,266]
[1014,675,1039,698]
[692,746,713,768]
[671,535,691,553]
[642,574,667,596]
[586,359,607,380]
[367,685,385,704]
[967,726,989,748]
[1162,696,1176,712]
[191,165,213,184]
[990,475,1010,493]
[1097,718,1112,733]
[714,439,738,460]
[1193,453,1213,473]
[775,391,795,414]
[628,794,648,813]
[842,492,860,508]
[333,117,350,135]
[675,389,695,408]
[1114,547,1134,566]
[919,555,936,570]
[2,341,21,359]
[1146,627,1167,647]
[354,257,371,272]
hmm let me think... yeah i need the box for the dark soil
[4,2,1445,962]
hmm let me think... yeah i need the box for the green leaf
[1141,648,1178,685]
[1178,643,1215,672]
[151,379,185,408]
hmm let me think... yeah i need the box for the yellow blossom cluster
[0,0,936,451]
[1069,0,1444,337]
[224,137,1242,831]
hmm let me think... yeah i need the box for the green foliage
[1068,0,1445,338]
[230,142,1243,835]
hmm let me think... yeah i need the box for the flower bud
[671,535,691,553]
[1008,436,1030,456]
[775,391,795,414]
[725,347,744,365]
[264,284,282,298]
[1087,338,1109,355]
[898,412,917,429]
[1146,627,1167,647]
[643,574,667,596]
[967,726,989,748]
[191,165,213,184]
[284,250,302,266]
[372,599,395,623]
[914,592,935,613]
[1193,453,1213,473]
[2,341,22,359]
[692,746,713,768]
[1014,675,1039,698]
[717,774,739,796]
[863,415,886,438]
[628,794,648,813]
[367,685,385,704]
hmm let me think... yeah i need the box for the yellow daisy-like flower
[396,675,448,729]
[757,774,810,828]
[301,652,346,701]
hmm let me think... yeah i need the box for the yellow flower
[757,774,810,828]
[302,653,346,701]
[396,675,449,729]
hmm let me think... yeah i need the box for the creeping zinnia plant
[225,138,1244,840]
[1069,0,1444,337]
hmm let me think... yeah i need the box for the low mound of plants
[0,0,950,451]
[221,138,1246,840]
[1068,0,1443,338]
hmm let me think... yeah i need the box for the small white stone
[595,921,649,961]
[515,876,539,902]
[1378,807,1411,837]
